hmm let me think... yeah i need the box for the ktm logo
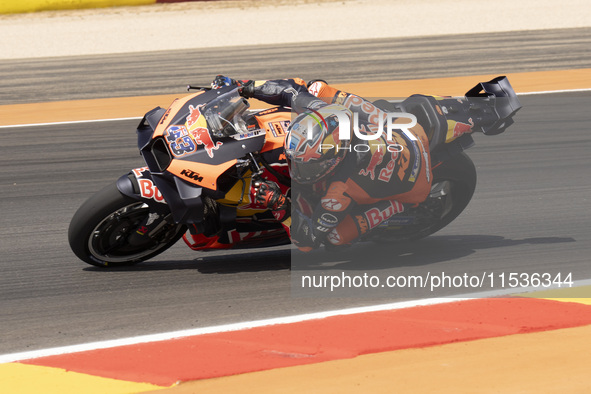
[180,169,204,182]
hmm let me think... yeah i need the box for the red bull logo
[359,148,386,180]
[186,104,203,128]
[189,127,223,158]
[186,104,223,158]
[364,200,404,229]
[452,117,475,138]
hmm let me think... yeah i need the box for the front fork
[117,169,177,246]
[126,212,176,246]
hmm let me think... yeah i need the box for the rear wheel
[68,182,186,267]
[371,152,477,242]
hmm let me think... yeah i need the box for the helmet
[285,104,353,184]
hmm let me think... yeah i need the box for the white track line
[0,88,589,129]
[1,279,590,364]
[0,116,142,129]
[517,88,591,95]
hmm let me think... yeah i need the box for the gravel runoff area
[1,0,590,60]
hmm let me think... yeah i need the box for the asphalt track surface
[2,27,591,105]
[1,28,590,355]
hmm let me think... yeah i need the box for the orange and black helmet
[285,104,353,184]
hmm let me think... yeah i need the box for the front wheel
[68,182,186,267]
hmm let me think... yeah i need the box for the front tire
[68,182,185,267]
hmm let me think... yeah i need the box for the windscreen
[203,88,250,137]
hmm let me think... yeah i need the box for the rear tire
[372,152,477,242]
[68,182,185,267]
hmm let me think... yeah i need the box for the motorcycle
[68,77,521,267]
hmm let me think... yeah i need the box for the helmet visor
[287,155,339,184]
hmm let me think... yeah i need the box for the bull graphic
[359,148,386,180]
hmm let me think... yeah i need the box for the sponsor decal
[186,104,204,128]
[136,226,148,236]
[131,167,149,177]
[407,139,421,183]
[380,216,415,226]
[159,107,172,125]
[272,211,286,221]
[327,229,341,245]
[138,179,165,203]
[308,81,323,96]
[319,212,339,227]
[269,120,290,137]
[185,104,223,158]
[146,212,160,226]
[452,117,474,138]
[416,136,431,183]
[180,168,204,182]
[165,125,196,157]
[355,215,369,235]
[189,127,223,158]
[132,167,166,203]
[256,107,280,116]
[230,129,265,140]
[321,213,338,224]
[364,201,404,230]
[378,151,400,183]
[359,147,386,180]
[321,198,343,211]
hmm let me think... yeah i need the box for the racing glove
[291,210,320,252]
[252,180,290,222]
[211,75,254,97]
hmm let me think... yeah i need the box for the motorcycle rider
[211,75,505,250]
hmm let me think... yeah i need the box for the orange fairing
[167,159,236,190]
[253,108,292,152]
[153,91,206,138]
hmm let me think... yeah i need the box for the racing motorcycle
[68,77,521,267]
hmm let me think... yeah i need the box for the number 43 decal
[165,125,196,157]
